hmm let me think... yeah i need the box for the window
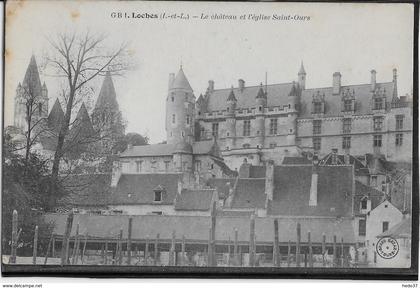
[396,133,403,146]
[313,102,323,114]
[373,135,382,147]
[382,221,389,233]
[371,175,378,186]
[344,100,353,112]
[195,160,201,171]
[171,96,174,102]
[258,106,262,112]
[313,137,321,151]
[164,161,170,172]
[361,199,367,210]
[200,127,205,138]
[212,123,219,137]
[243,143,251,149]
[172,114,176,124]
[181,131,185,138]
[152,211,163,215]
[358,219,366,236]
[313,120,322,135]
[182,161,188,171]
[227,107,230,112]
[154,191,162,202]
[269,143,276,148]
[136,161,143,173]
[373,117,383,131]
[243,120,251,136]
[342,136,351,149]
[396,115,404,130]
[343,118,352,133]
[269,118,278,135]
[186,116,190,125]
[374,97,384,110]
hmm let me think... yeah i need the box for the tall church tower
[14,55,49,131]
[298,61,306,90]
[166,66,195,145]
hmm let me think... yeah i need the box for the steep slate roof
[171,67,193,91]
[47,99,64,133]
[22,55,42,96]
[175,189,215,211]
[206,178,235,199]
[320,153,370,176]
[269,165,353,217]
[69,103,95,140]
[230,179,266,209]
[95,71,119,110]
[109,173,181,205]
[120,140,220,158]
[44,213,356,243]
[354,181,384,215]
[58,174,112,207]
[377,217,411,239]
[204,76,395,118]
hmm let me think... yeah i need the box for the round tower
[166,67,195,145]
[226,86,237,149]
[255,83,267,149]
[287,82,300,145]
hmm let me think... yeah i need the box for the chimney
[309,155,319,206]
[332,72,341,95]
[238,79,245,92]
[208,80,215,93]
[168,73,175,90]
[265,160,274,201]
[331,148,338,165]
[392,68,398,99]
[370,70,377,92]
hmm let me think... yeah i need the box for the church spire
[298,61,306,75]
[22,55,42,95]
[95,70,119,111]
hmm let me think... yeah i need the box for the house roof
[269,165,354,217]
[319,153,370,176]
[230,179,266,209]
[44,213,356,243]
[58,174,112,207]
[119,140,219,158]
[377,217,411,239]
[47,99,64,134]
[175,189,215,211]
[354,181,384,215]
[109,173,181,205]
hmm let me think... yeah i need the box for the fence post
[227,237,231,266]
[207,228,212,266]
[322,233,326,267]
[170,230,176,266]
[341,237,344,267]
[287,240,291,267]
[308,231,313,268]
[333,235,337,267]
[52,237,56,258]
[10,210,18,264]
[81,234,87,264]
[249,214,256,267]
[273,219,280,267]
[211,201,217,267]
[181,235,185,266]
[118,228,123,265]
[44,232,54,265]
[127,217,133,265]
[154,233,160,266]
[32,226,39,265]
[296,222,301,267]
[234,228,238,266]
[61,212,74,266]
[355,241,359,267]
[145,235,149,266]
[105,240,108,265]
[71,223,79,265]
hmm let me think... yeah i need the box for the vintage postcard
[2,0,417,279]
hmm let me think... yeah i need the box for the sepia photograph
[1,0,417,280]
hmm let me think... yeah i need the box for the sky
[5,1,414,143]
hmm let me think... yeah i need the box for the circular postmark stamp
[376,237,399,259]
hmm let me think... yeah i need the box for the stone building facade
[194,63,412,169]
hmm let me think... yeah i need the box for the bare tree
[45,30,131,209]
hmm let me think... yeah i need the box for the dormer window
[154,191,162,202]
[341,88,355,113]
[372,88,386,110]
[312,91,325,114]
[361,198,367,210]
